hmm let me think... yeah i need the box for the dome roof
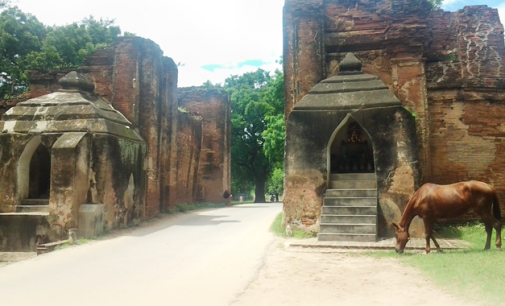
[294,53,401,111]
[0,72,143,142]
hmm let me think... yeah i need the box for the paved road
[0,203,282,306]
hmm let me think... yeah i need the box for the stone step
[322,206,377,215]
[330,180,377,189]
[20,199,49,206]
[0,212,49,216]
[318,233,376,242]
[16,205,49,213]
[323,197,376,207]
[319,223,376,234]
[321,214,376,224]
[331,173,376,181]
[326,189,377,197]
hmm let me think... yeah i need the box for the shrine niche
[29,144,51,199]
[329,120,374,174]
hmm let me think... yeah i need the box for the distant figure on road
[223,189,231,206]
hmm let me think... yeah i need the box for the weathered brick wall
[284,0,505,225]
[426,6,505,215]
[173,112,202,205]
[429,91,505,216]
[178,87,231,204]
[159,57,179,211]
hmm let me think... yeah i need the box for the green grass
[54,237,97,250]
[167,202,225,214]
[270,213,317,238]
[231,200,255,204]
[371,223,505,305]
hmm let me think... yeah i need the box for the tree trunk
[254,173,266,203]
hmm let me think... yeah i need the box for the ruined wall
[284,0,505,224]
[172,112,202,205]
[9,37,187,217]
[0,134,36,213]
[178,87,231,204]
[6,36,233,215]
[111,37,170,218]
[425,6,505,214]
[90,135,146,231]
[0,37,233,250]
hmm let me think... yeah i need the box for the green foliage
[167,202,225,214]
[0,7,121,100]
[0,7,47,99]
[441,52,459,63]
[222,68,284,202]
[427,0,442,10]
[202,79,221,88]
[0,0,10,10]
[123,31,136,37]
[27,16,120,69]
[266,167,283,200]
[262,114,285,167]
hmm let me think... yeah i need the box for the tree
[427,0,442,10]
[266,167,283,202]
[224,69,284,202]
[0,7,46,98]
[0,7,121,100]
[0,1,9,9]
[26,16,120,69]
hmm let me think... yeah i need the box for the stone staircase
[318,173,377,242]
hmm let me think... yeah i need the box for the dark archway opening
[29,144,51,199]
[330,119,374,173]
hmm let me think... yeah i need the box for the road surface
[0,203,282,306]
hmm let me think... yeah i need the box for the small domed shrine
[0,72,146,250]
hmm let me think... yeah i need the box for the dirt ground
[232,238,478,306]
[0,214,479,306]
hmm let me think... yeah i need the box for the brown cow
[393,181,502,254]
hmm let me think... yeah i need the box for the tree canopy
[0,6,122,100]
[428,0,442,10]
[220,69,284,202]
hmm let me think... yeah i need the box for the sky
[7,0,505,87]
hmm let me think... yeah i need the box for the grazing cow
[393,181,502,254]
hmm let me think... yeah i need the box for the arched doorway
[28,144,51,199]
[328,115,374,175]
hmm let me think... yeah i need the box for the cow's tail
[492,189,502,222]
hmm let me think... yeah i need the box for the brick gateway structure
[0,37,231,251]
[283,0,505,239]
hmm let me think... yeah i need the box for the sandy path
[232,238,478,306]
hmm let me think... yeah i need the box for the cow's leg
[423,218,434,254]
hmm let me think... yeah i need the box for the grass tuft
[270,213,317,238]
[167,202,225,214]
